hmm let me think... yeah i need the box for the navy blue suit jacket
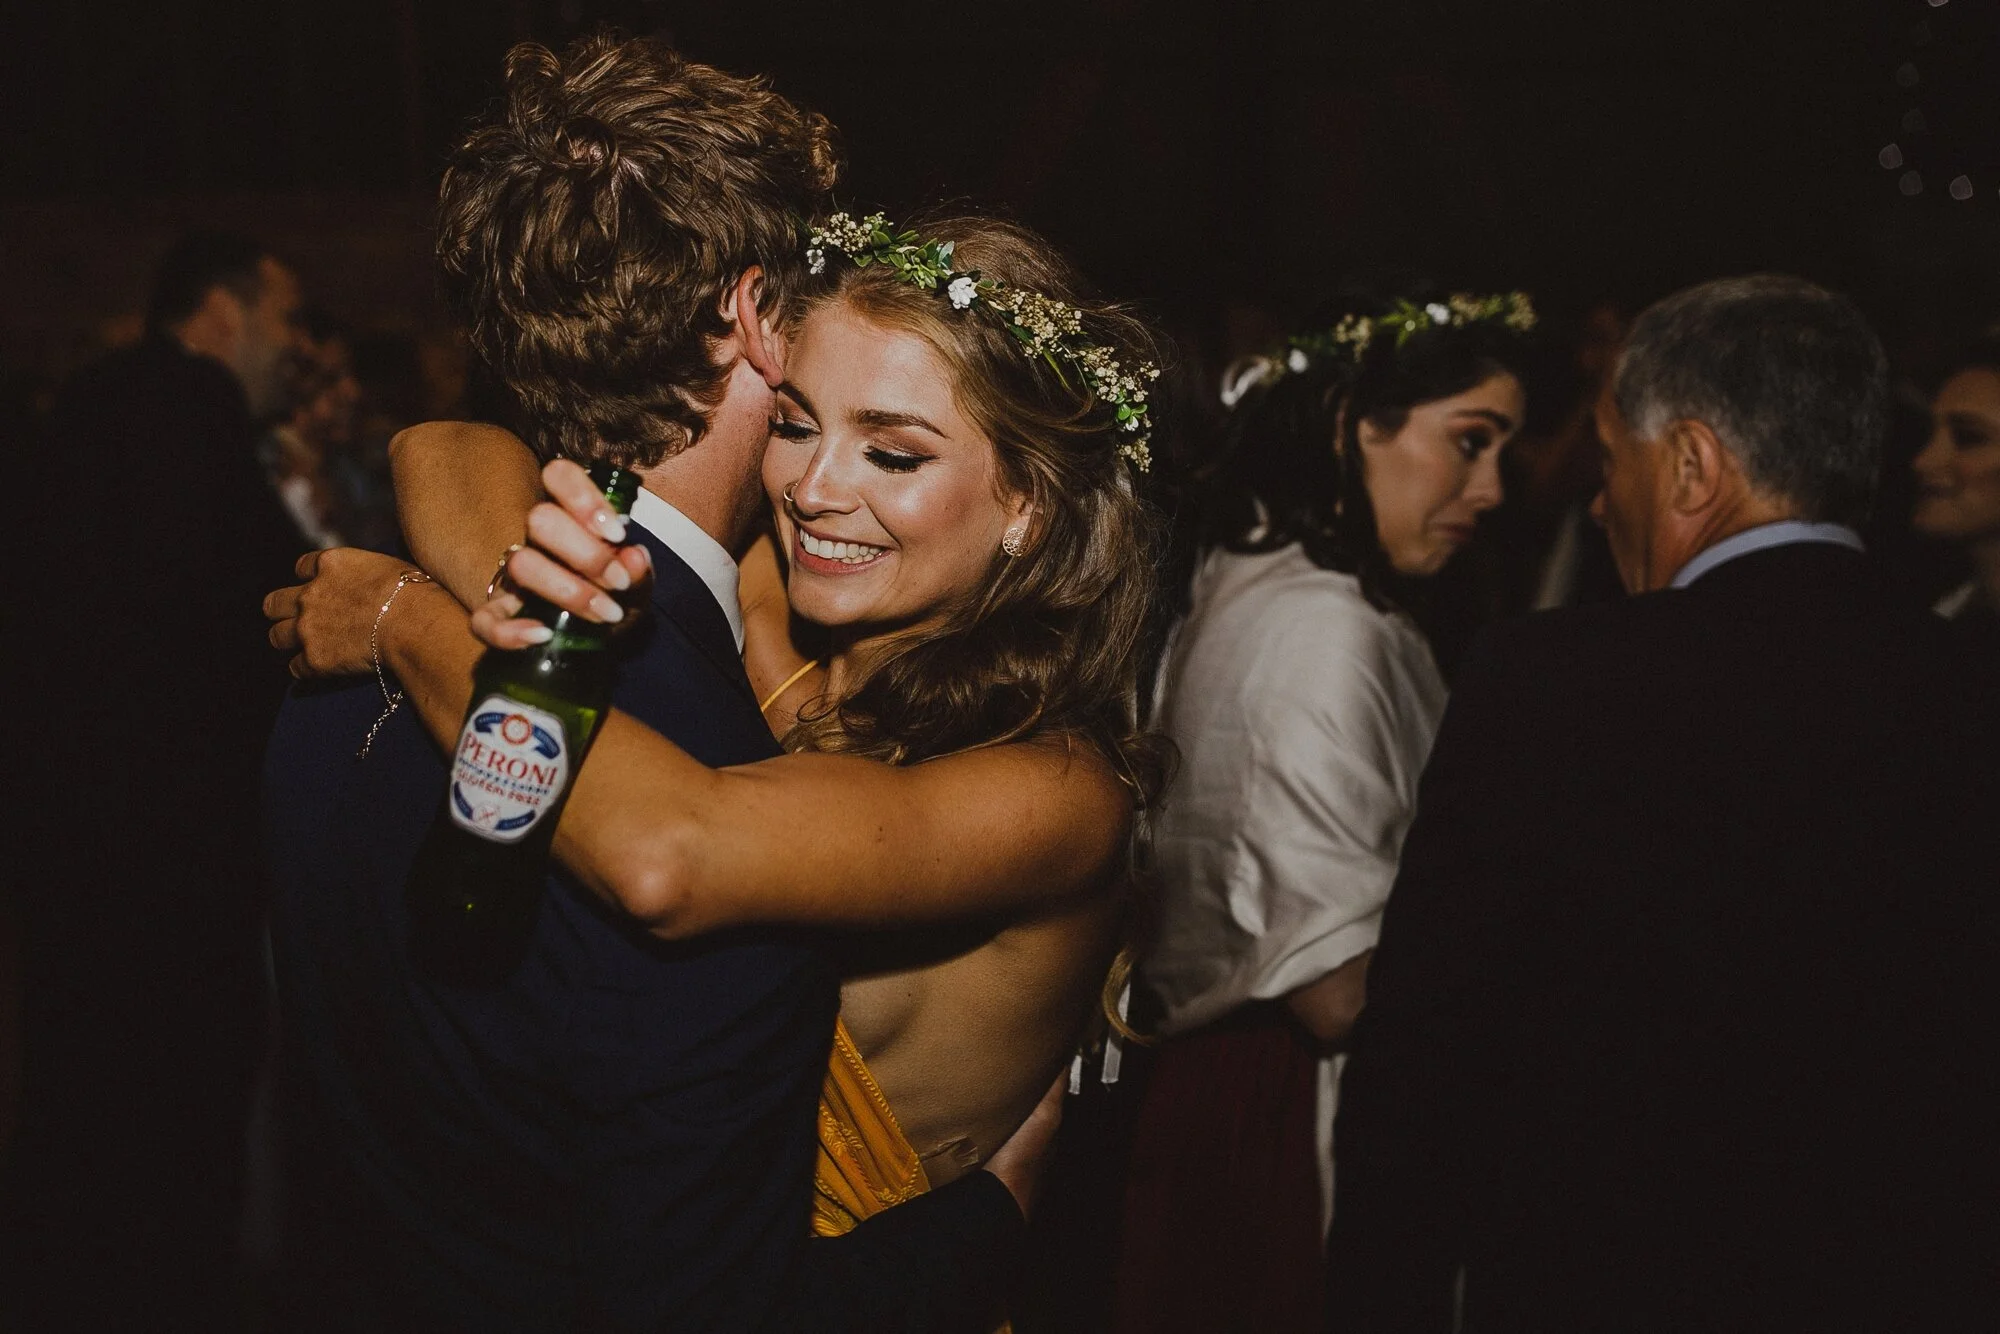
[267,526,1023,1332]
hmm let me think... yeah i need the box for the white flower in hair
[1426,302,1451,323]
[1286,347,1310,373]
[804,210,1160,472]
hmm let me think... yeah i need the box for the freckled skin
[757,300,1119,1182]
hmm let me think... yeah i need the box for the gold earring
[1001,525,1027,558]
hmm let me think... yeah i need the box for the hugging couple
[260,30,1166,1333]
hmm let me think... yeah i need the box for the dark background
[2,0,1996,400]
[0,3,1992,1319]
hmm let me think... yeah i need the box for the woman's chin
[1387,546,1454,580]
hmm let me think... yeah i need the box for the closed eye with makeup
[763,300,1032,635]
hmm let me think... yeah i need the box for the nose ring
[783,483,797,509]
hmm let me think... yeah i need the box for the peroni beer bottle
[406,461,640,982]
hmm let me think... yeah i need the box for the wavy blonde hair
[787,213,1175,1037]
[788,213,1172,800]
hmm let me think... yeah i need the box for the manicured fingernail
[590,593,625,623]
[519,624,554,644]
[599,560,631,591]
[592,510,627,542]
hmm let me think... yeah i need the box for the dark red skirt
[1111,1005,1326,1334]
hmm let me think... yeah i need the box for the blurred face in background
[236,257,307,421]
[1913,366,2000,549]
[1357,371,1523,576]
[291,333,362,451]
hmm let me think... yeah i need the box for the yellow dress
[812,1019,1015,1333]
[812,1017,931,1237]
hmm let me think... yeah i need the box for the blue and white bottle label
[447,696,570,844]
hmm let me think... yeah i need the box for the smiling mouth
[796,528,890,569]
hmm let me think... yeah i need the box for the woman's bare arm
[269,551,1131,942]
[1287,950,1372,1046]
[389,421,544,605]
[374,600,1127,938]
[549,717,1131,939]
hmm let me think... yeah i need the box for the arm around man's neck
[390,421,543,605]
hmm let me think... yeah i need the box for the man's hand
[263,547,423,679]
[981,1071,1068,1221]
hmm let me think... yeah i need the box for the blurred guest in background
[342,329,443,553]
[1330,276,1998,1331]
[256,305,406,555]
[261,305,362,551]
[1491,300,1626,612]
[5,230,308,1330]
[1113,293,1532,1334]
[1913,333,2000,660]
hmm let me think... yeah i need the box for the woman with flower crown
[273,210,1171,1296]
[1112,293,1533,1334]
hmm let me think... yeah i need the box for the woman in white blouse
[1113,294,1533,1334]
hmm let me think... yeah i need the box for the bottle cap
[588,461,641,515]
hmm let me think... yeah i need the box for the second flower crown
[1220,291,1537,408]
[806,212,1161,472]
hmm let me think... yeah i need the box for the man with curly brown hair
[264,35,1033,1331]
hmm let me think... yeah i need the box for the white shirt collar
[628,488,744,651]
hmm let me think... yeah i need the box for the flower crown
[1221,291,1537,407]
[806,212,1160,472]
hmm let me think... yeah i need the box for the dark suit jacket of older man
[1328,541,1999,1332]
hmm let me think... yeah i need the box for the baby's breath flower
[1230,291,1536,404]
[805,211,1159,471]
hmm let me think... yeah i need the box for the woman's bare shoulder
[388,418,532,459]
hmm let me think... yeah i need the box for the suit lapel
[632,526,760,710]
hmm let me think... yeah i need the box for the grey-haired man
[1329,276,1998,1332]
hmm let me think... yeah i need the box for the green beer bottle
[407,461,640,983]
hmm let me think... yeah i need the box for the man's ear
[1665,418,1729,516]
[724,266,785,388]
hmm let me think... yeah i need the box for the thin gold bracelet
[358,570,434,759]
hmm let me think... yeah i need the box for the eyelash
[865,447,928,474]
[1456,432,1494,459]
[767,418,929,473]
